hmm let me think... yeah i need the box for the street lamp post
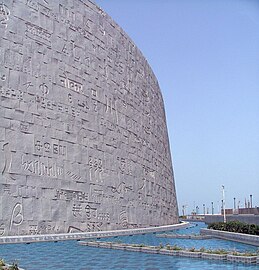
[222,185,226,223]
[211,202,214,215]
[250,194,253,208]
[234,197,236,210]
[182,205,188,216]
[203,204,205,215]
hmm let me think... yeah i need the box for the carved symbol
[0,74,6,81]
[111,182,133,195]
[1,142,15,180]
[138,178,147,192]
[60,75,83,93]
[92,100,98,112]
[89,156,103,182]
[62,44,69,55]
[10,203,23,231]
[20,122,29,132]
[119,210,128,228]
[26,0,39,11]
[72,203,82,217]
[0,4,10,28]
[43,142,50,152]
[34,140,43,151]
[67,226,83,233]
[85,204,97,220]
[92,89,97,97]
[68,93,73,103]
[23,81,33,90]
[66,171,82,182]
[23,57,32,74]
[21,155,64,178]
[1,142,8,174]
[0,224,5,236]
[28,224,38,235]
[3,184,11,194]
[39,83,49,95]
[25,22,52,46]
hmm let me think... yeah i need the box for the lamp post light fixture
[222,185,226,223]
[182,205,188,216]
[211,201,214,215]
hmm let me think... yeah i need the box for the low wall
[157,233,212,240]
[204,215,259,225]
[81,241,259,264]
[200,228,259,247]
[0,222,188,245]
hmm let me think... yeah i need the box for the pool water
[0,222,258,270]
[100,222,258,253]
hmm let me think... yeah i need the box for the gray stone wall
[0,0,178,236]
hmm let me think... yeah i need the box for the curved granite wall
[0,0,178,236]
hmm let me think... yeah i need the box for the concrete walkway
[0,222,189,245]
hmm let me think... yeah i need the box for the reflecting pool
[0,222,258,270]
[100,222,258,253]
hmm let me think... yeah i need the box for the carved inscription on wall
[0,4,10,28]
[25,22,52,46]
[21,155,64,178]
[0,0,178,236]
[34,137,67,157]
[60,76,83,93]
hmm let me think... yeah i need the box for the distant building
[222,207,259,215]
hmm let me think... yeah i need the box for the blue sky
[95,0,259,214]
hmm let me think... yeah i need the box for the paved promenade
[0,222,189,244]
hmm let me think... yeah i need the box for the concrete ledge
[140,246,160,254]
[178,250,201,258]
[80,241,258,264]
[201,253,227,260]
[200,228,259,247]
[157,233,212,240]
[159,249,179,256]
[0,222,188,245]
[227,254,257,264]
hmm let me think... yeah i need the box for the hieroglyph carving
[10,203,23,231]
[0,4,10,28]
